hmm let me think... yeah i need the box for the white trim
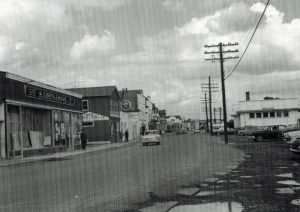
[5,72,82,98]
[6,99,82,114]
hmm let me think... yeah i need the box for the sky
[0,0,300,119]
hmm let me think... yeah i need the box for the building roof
[68,86,119,98]
[2,71,82,98]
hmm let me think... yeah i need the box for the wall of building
[239,110,300,127]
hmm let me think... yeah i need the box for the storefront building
[68,86,120,142]
[0,72,82,159]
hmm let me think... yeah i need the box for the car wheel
[156,142,160,145]
[257,136,263,142]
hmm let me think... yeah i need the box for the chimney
[246,91,250,101]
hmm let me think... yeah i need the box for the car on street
[194,129,200,133]
[283,130,300,146]
[290,138,300,156]
[215,127,237,135]
[237,125,261,136]
[142,130,161,146]
[252,126,284,142]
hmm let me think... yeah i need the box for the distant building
[158,110,167,133]
[232,92,300,128]
[68,86,120,142]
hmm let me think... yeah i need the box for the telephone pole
[204,42,239,144]
[202,77,219,135]
[200,94,209,133]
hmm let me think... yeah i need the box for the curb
[0,141,139,167]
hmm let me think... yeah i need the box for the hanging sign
[83,112,109,122]
[121,100,131,110]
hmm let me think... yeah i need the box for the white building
[119,90,154,141]
[232,92,300,128]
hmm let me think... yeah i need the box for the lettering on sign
[24,85,75,106]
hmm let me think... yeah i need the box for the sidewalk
[0,140,138,167]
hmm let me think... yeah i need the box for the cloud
[162,0,184,11]
[70,30,116,60]
[62,0,129,11]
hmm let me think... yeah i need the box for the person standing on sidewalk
[119,130,124,142]
[125,129,129,142]
[80,129,87,150]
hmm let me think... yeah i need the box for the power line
[225,0,271,80]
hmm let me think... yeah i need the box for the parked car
[215,127,237,135]
[238,125,260,136]
[194,129,200,133]
[142,130,161,146]
[252,126,284,142]
[283,130,300,146]
[290,138,300,156]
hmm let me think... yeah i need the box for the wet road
[0,133,243,212]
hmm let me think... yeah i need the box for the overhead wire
[225,0,271,80]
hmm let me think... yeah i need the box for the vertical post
[219,107,222,122]
[205,93,209,133]
[213,108,216,123]
[219,43,229,144]
[208,76,213,135]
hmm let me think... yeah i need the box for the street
[0,134,243,212]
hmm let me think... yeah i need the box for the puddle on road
[140,201,178,212]
[169,201,243,212]
[177,188,199,196]
[291,199,300,206]
[276,173,293,178]
[276,187,300,194]
[196,190,225,196]
[278,180,300,186]
[215,172,228,176]
[240,176,253,179]
[204,178,219,183]
[217,180,240,183]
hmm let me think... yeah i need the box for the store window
[284,111,289,117]
[22,107,52,149]
[277,111,282,117]
[7,105,22,157]
[83,121,94,127]
[250,113,255,118]
[54,111,71,146]
[270,112,275,118]
[263,112,268,118]
[82,100,89,111]
[256,113,262,118]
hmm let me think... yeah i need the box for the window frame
[82,100,89,111]
[256,112,262,118]
[270,111,275,118]
[263,112,269,118]
[283,111,289,117]
[249,113,255,119]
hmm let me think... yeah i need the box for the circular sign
[121,100,131,110]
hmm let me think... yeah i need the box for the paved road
[0,133,244,212]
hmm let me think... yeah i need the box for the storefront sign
[121,100,131,110]
[24,85,75,106]
[83,112,109,122]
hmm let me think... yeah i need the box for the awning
[83,112,109,122]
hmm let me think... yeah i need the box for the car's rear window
[145,131,159,135]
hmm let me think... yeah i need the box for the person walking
[119,130,124,142]
[125,129,129,142]
[80,128,87,150]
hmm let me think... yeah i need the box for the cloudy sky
[1,0,300,119]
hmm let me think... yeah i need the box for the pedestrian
[80,128,87,150]
[119,130,124,142]
[125,129,129,142]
